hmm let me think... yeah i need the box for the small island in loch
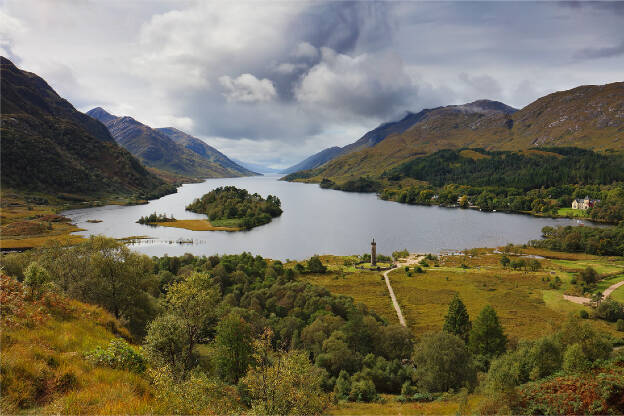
[186,186,282,230]
[141,186,283,231]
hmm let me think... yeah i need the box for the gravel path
[382,254,424,327]
[563,279,624,305]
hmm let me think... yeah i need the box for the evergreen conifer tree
[443,294,472,342]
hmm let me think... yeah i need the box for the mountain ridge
[87,108,254,179]
[283,99,517,173]
[0,56,169,198]
[282,83,624,183]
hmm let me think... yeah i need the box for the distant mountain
[87,108,253,178]
[230,159,282,174]
[283,84,624,184]
[0,56,168,198]
[156,127,256,175]
[281,146,344,174]
[283,100,517,174]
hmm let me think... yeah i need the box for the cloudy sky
[1,1,623,168]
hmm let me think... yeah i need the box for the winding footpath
[382,255,424,327]
[563,279,624,305]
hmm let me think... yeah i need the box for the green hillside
[87,108,254,179]
[0,57,170,199]
[285,82,624,184]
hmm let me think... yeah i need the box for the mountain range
[0,56,168,198]
[282,100,517,173]
[283,83,624,183]
[86,108,255,179]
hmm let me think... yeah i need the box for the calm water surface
[63,175,583,260]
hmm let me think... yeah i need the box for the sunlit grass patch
[302,270,398,324]
[611,285,624,303]
[328,393,484,415]
[153,219,239,231]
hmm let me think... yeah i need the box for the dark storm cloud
[3,0,623,167]
[575,41,624,60]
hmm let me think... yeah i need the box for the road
[382,254,424,327]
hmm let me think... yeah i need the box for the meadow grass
[306,249,624,340]
[0,279,158,415]
[557,207,588,218]
[154,219,239,231]
[611,285,624,303]
[550,258,624,274]
[328,393,484,415]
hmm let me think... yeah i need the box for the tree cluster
[380,148,624,222]
[186,186,282,229]
[137,212,176,224]
[530,223,624,256]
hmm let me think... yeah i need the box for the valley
[1,10,624,413]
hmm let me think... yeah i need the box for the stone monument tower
[371,238,377,266]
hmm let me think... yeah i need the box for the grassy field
[328,393,484,415]
[303,249,624,341]
[0,192,87,249]
[611,285,624,303]
[154,219,240,231]
[557,207,589,218]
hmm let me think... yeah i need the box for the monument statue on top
[371,238,377,266]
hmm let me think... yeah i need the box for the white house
[572,196,600,210]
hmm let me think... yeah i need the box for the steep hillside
[0,274,154,414]
[0,57,168,198]
[157,127,254,175]
[281,146,343,173]
[285,83,624,183]
[87,108,254,178]
[283,100,516,174]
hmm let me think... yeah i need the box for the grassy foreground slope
[0,275,153,414]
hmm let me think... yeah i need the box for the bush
[150,367,242,415]
[562,343,590,373]
[579,309,589,319]
[580,267,598,284]
[594,299,624,322]
[412,332,476,393]
[349,377,377,402]
[307,255,327,273]
[85,338,146,373]
[334,370,351,401]
[392,249,409,260]
[617,319,624,332]
[486,337,561,392]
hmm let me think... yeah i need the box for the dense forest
[186,186,282,229]
[379,148,624,223]
[2,237,622,414]
[530,223,624,256]
[386,147,624,189]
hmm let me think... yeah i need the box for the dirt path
[382,254,424,327]
[603,280,624,298]
[563,279,624,305]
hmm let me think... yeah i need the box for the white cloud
[293,42,318,59]
[295,47,416,118]
[219,73,277,103]
[1,1,623,166]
